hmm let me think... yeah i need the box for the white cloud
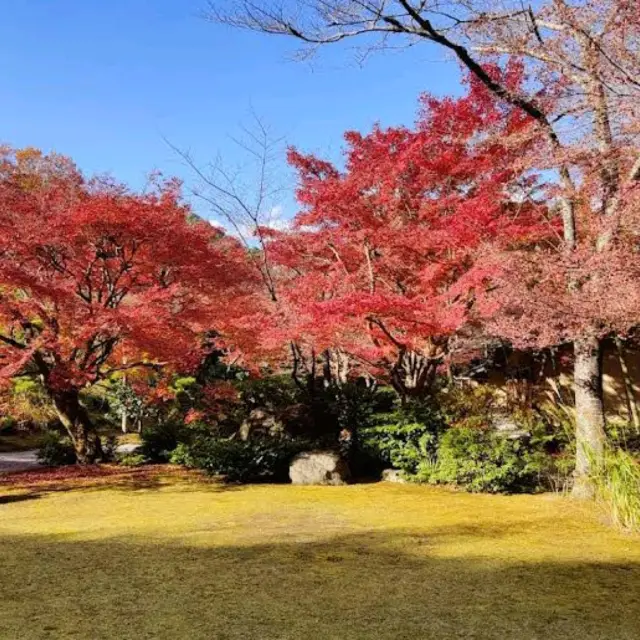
[264,205,292,232]
[208,204,292,241]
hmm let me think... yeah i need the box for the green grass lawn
[1,472,639,639]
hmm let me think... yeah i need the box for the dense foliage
[170,437,309,483]
[424,427,543,494]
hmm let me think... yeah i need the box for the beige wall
[477,340,640,421]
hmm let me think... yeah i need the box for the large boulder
[289,451,350,486]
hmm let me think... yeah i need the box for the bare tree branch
[166,114,288,301]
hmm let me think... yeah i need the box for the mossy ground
[1,471,639,639]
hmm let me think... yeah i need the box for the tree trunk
[615,337,640,432]
[391,350,437,402]
[573,336,606,498]
[51,388,102,464]
[323,349,350,388]
[290,342,320,397]
[121,369,129,433]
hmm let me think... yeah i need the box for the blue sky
[0,0,462,221]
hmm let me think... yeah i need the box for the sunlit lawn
[1,469,639,639]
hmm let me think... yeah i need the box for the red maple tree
[0,148,254,462]
[264,71,552,399]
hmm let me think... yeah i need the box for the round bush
[429,427,540,493]
[37,431,76,467]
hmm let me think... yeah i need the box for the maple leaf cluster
[255,70,556,385]
[0,149,257,394]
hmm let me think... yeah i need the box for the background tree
[173,116,343,393]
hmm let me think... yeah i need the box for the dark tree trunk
[572,336,606,498]
[290,343,323,398]
[51,388,102,464]
[615,337,640,432]
[391,350,438,403]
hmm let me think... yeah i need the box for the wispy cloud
[209,204,292,240]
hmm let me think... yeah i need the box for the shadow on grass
[0,493,41,505]
[0,529,638,640]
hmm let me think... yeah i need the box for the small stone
[492,414,529,439]
[381,468,407,484]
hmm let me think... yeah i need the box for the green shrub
[140,420,188,462]
[360,422,437,475]
[117,452,147,467]
[606,419,640,455]
[513,412,574,492]
[176,436,308,483]
[359,399,444,475]
[37,431,76,467]
[439,384,498,429]
[169,442,194,467]
[426,426,543,493]
[323,384,394,431]
[536,451,575,493]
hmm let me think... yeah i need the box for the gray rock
[289,451,350,486]
[238,409,283,441]
[381,468,407,484]
[492,414,529,439]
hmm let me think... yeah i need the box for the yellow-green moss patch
[1,480,638,639]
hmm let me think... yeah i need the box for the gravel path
[0,443,141,473]
[0,450,40,473]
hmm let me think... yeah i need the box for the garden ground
[1,469,639,639]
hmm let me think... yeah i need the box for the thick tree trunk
[573,336,606,498]
[51,388,102,464]
[121,370,129,433]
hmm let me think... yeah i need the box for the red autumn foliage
[0,463,201,492]
[262,71,554,395]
